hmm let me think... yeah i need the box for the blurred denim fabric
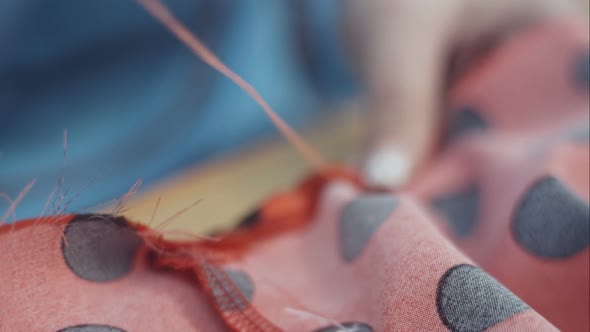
[0,0,357,219]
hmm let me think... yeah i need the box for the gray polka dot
[225,268,254,302]
[574,50,589,89]
[312,322,374,332]
[340,195,399,262]
[436,264,530,332]
[57,324,126,332]
[62,214,142,282]
[512,176,589,258]
[432,184,481,237]
[447,106,488,141]
[204,265,254,312]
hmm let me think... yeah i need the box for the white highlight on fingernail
[362,147,413,188]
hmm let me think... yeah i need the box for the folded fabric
[1,19,588,332]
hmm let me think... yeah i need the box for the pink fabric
[1,19,588,332]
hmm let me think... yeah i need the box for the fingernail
[362,146,413,188]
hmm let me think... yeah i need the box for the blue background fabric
[0,0,358,220]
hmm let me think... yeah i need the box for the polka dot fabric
[1,20,589,332]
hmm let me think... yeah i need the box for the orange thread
[136,0,327,170]
[1,179,36,225]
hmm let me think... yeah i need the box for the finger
[346,0,580,189]
[345,0,462,188]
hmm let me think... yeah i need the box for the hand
[344,0,582,188]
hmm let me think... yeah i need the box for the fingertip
[361,146,415,189]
